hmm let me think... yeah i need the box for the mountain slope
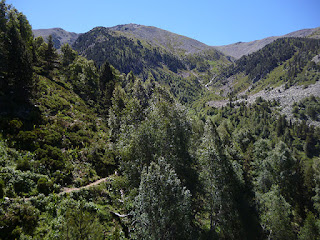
[214,27,320,59]
[33,28,80,49]
[109,23,213,55]
[209,37,320,97]
[71,26,231,103]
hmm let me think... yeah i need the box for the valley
[1,1,320,239]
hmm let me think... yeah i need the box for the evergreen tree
[108,85,127,142]
[44,35,58,75]
[312,158,320,213]
[119,89,196,191]
[304,134,315,158]
[254,141,298,202]
[6,5,33,101]
[124,71,135,94]
[298,212,320,240]
[145,72,156,97]
[0,0,8,93]
[259,185,295,240]
[61,43,77,67]
[133,158,192,240]
[62,203,104,240]
[197,119,243,239]
[99,61,116,111]
[68,56,99,103]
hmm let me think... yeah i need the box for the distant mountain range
[32,24,320,107]
[32,25,320,58]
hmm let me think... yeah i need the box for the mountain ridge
[214,27,320,59]
[32,25,320,59]
[108,23,213,55]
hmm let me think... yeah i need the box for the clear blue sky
[6,0,320,46]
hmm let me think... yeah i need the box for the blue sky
[6,0,320,46]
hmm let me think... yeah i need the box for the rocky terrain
[208,80,320,126]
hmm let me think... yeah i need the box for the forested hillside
[72,26,230,104]
[209,37,320,97]
[1,1,320,239]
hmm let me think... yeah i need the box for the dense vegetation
[1,1,320,239]
[212,37,320,95]
[293,95,320,121]
[73,27,229,104]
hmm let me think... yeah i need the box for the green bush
[16,130,40,151]
[16,154,33,171]
[37,177,53,195]
[35,145,66,172]
[8,119,23,134]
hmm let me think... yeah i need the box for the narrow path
[58,177,110,196]
[7,177,110,201]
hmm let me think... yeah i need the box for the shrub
[37,177,53,195]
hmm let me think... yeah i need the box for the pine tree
[259,185,295,240]
[99,61,116,111]
[198,119,243,239]
[0,0,8,93]
[108,85,127,142]
[62,203,104,240]
[298,212,320,240]
[6,7,33,101]
[133,158,192,240]
[44,35,58,76]
[61,43,77,67]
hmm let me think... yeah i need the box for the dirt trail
[58,177,110,196]
[8,177,110,201]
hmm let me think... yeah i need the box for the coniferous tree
[99,61,116,111]
[198,119,243,239]
[133,158,192,240]
[298,212,320,240]
[259,185,295,240]
[62,203,104,240]
[108,85,127,142]
[6,6,33,101]
[119,86,196,191]
[0,0,8,93]
[312,158,320,213]
[61,43,77,67]
[44,35,58,76]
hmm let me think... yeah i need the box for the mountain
[33,28,80,49]
[72,24,229,70]
[214,27,320,59]
[109,23,213,55]
[71,25,231,103]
